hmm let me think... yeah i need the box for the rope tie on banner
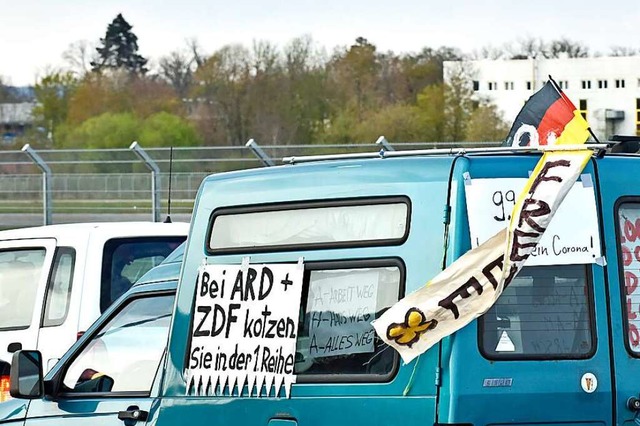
[403,355,421,396]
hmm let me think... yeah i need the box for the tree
[610,46,638,57]
[63,112,140,148]
[66,72,180,125]
[193,44,252,145]
[415,83,446,141]
[328,37,380,120]
[32,71,78,145]
[545,38,589,58]
[159,50,196,99]
[442,64,475,141]
[139,112,201,146]
[465,103,509,142]
[91,14,148,74]
[63,40,98,77]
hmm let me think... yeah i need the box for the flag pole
[548,74,561,92]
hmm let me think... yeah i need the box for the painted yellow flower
[386,307,437,347]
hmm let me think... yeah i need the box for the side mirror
[9,350,44,399]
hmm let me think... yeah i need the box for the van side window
[208,197,410,254]
[0,248,46,330]
[295,260,402,381]
[100,237,184,312]
[617,202,640,354]
[479,265,594,359]
[62,294,174,394]
[42,247,76,327]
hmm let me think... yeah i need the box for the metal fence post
[22,144,53,225]
[375,135,395,151]
[130,141,161,222]
[246,139,275,167]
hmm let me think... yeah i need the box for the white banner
[373,150,593,363]
[465,177,601,265]
[186,261,304,398]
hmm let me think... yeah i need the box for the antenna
[164,146,173,223]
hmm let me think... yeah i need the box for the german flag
[504,78,590,147]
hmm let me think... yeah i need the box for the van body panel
[593,156,640,425]
[438,156,614,425]
[24,397,156,425]
[0,397,28,421]
[155,395,434,426]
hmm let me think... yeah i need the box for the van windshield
[0,248,46,329]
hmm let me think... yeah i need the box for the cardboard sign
[306,270,378,358]
[618,206,640,352]
[465,177,601,266]
[186,261,304,398]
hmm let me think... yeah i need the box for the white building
[444,56,640,139]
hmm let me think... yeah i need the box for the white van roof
[0,222,189,241]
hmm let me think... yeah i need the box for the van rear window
[207,197,410,253]
[479,265,594,359]
[295,259,403,382]
[100,237,185,312]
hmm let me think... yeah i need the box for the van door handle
[628,396,640,411]
[118,406,148,423]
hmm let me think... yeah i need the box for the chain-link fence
[0,139,501,229]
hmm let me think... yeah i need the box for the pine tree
[91,14,148,74]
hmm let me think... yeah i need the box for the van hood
[0,398,27,422]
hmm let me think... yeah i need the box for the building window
[558,80,569,89]
[504,81,514,90]
[598,80,608,89]
[472,80,479,91]
[488,82,498,90]
[581,80,592,90]
[526,81,532,90]
[579,99,588,120]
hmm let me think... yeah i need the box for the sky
[1,0,639,86]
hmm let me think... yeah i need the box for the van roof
[0,222,189,241]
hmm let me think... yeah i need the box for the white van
[0,222,187,401]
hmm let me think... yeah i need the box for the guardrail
[0,138,501,229]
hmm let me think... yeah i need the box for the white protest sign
[306,270,378,358]
[465,177,600,265]
[187,261,304,398]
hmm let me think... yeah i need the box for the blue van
[8,145,640,425]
